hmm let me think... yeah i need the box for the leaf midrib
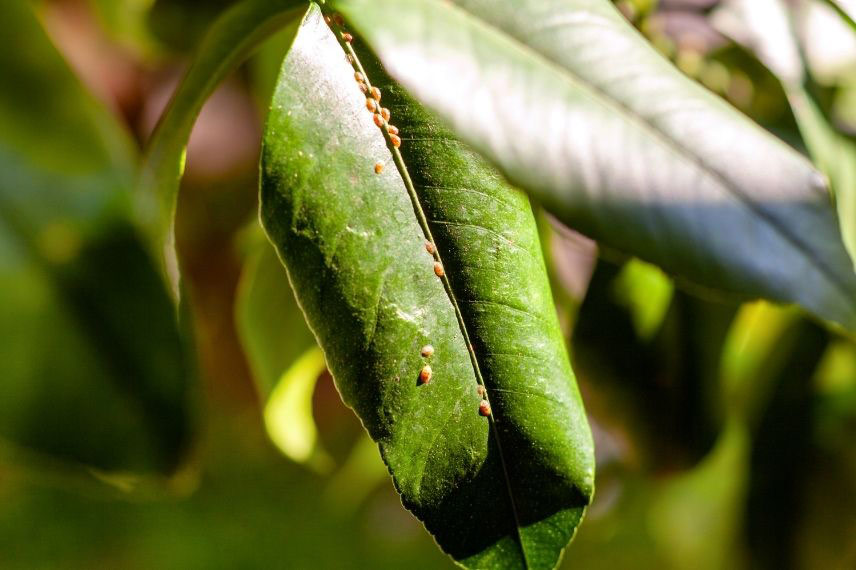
[415,0,853,311]
[330,15,534,567]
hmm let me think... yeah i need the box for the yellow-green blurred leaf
[236,235,330,471]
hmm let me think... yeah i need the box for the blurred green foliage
[0,0,193,474]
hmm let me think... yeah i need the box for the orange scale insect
[419,365,432,385]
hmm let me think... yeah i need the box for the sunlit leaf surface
[260,6,593,567]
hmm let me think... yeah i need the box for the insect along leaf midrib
[260,5,594,568]
[329,13,539,563]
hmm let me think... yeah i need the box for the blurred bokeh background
[1,0,855,568]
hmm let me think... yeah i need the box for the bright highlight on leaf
[714,0,856,273]
[264,346,332,472]
[236,236,330,471]
[612,259,674,341]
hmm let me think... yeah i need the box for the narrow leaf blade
[260,5,593,568]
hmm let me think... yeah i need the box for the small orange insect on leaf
[373,113,384,127]
[342,32,353,43]
[374,162,383,174]
[354,71,365,83]
[370,86,381,101]
[479,400,491,416]
[433,262,444,277]
[366,98,377,112]
[425,241,436,254]
[419,365,432,384]
[390,134,401,148]
[387,125,399,135]
[380,107,391,121]
[421,345,434,358]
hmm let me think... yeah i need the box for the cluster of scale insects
[325,12,492,419]
[417,340,490,417]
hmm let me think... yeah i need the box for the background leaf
[260,5,593,568]
[236,233,331,471]
[334,0,856,332]
[136,0,307,296]
[0,0,193,474]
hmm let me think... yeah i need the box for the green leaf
[647,419,750,570]
[136,0,307,296]
[612,259,674,341]
[260,5,593,568]
[88,0,159,57]
[236,236,331,471]
[0,1,192,474]
[720,301,802,425]
[332,0,856,332]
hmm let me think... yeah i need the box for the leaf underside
[260,5,593,568]
[713,0,856,275]
[334,0,856,332]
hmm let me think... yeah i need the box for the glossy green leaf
[333,0,856,332]
[236,237,331,471]
[0,1,192,474]
[260,5,593,568]
[136,0,307,295]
